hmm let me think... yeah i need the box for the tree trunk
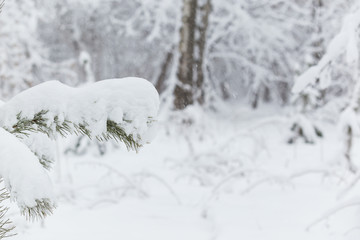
[195,0,211,105]
[174,0,197,110]
[311,0,324,62]
[345,126,357,173]
[173,0,212,110]
[156,46,174,95]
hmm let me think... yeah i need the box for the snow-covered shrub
[288,114,323,144]
[292,2,360,171]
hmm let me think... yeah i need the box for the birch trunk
[173,0,212,110]
[195,0,211,105]
[174,0,197,109]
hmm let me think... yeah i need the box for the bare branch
[0,0,4,14]
[306,199,360,231]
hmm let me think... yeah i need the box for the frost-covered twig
[135,172,182,205]
[306,198,360,231]
[344,226,360,236]
[337,171,360,199]
[205,168,344,205]
[205,169,264,203]
[218,115,288,151]
[242,168,345,195]
[175,173,212,186]
[88,199,121,210]
[76,161,148,199]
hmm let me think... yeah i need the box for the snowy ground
[9,104,360,240]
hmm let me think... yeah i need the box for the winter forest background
[1,0,360,239]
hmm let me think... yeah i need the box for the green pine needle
[8,111,144,152]
[1,110,151,223]
[20,198,55,221]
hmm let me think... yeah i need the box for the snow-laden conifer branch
[0,77,159,147]
[21,198,54,221]
[0,78,159,222]
[7,111,144,152]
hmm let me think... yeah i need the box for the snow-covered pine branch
[0,77,159,221]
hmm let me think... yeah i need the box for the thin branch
[205,169,265,204]
[0,0,4,14]
[241,168,344,195]
[135,172,182,205]
[76,161,148,198]
[306,199,360,231]
[337,171,360,200]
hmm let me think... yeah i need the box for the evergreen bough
[0,78,159,238]
[1,111,152,221]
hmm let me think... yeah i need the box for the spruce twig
[35,153,53,170]
[20,198,55,221]
[100,120,141,151]
[8,111,146,152]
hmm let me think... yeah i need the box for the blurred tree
[35,0,323,110]
[173,0,212,110]
[0,0,45,99]
[289,0,356,145]
[292,1,360,171]
[172,0,325,109]
[3,0,354,112]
